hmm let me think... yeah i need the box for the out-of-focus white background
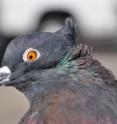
[0,0,117,124]
[1,0,117,36]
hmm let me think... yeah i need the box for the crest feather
[68,44,93,61]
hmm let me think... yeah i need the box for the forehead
[13,32,53,48]
[10,32,67,50]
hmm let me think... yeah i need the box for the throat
[23,84,40,104]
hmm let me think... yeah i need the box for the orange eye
[23,48,41,62]
[27,50,37,61]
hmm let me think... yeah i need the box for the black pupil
[29,55,33,59]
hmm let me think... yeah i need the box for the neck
[23,83,40,105]
[19,55,117,124]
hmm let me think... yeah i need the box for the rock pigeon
[0,18,117,124]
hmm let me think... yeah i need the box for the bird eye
[23,48,41,62]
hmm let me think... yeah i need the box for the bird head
[0,17,77,89]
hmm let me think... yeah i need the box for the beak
[0,66,11,86]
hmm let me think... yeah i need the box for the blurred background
[0,0,117,123]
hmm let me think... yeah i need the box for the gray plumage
[0,18,117,124]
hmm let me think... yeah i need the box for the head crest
[56,17,78,40]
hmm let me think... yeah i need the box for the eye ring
[23,48,41,62]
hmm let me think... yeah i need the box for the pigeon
[0,18,117,124]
